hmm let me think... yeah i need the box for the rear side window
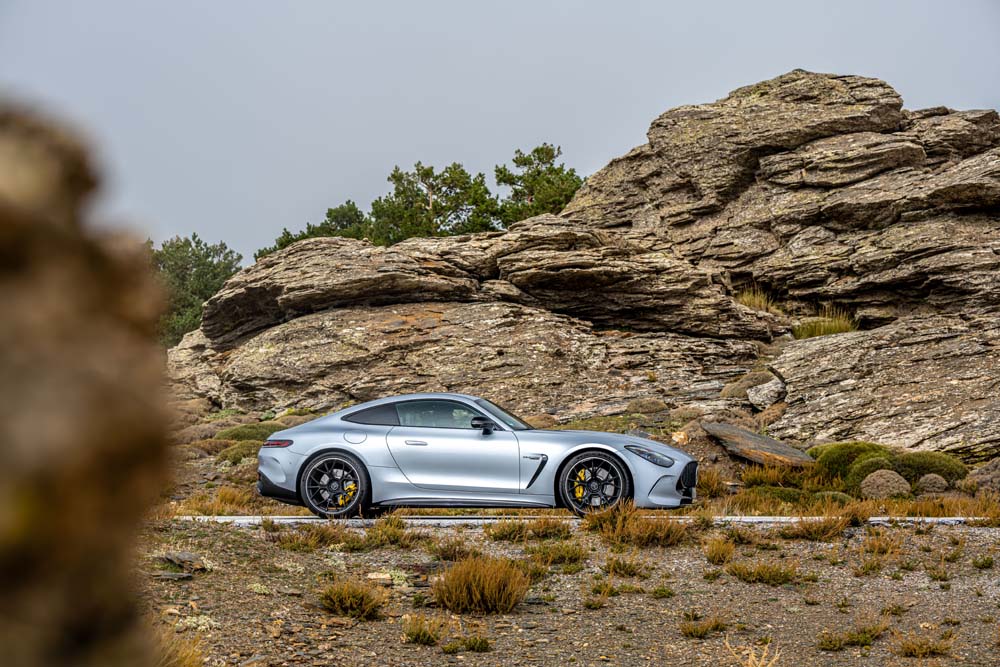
[343,403,399,426]
[395,400,482,429]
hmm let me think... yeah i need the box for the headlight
[625,444,675,468]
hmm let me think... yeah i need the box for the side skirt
[376,498,555,509]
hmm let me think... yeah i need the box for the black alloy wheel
[559,451,631,516]
[300,453,369,518]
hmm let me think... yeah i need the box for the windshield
[475,398,533,431]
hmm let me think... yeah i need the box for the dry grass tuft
[154,625,204,667]
[891,629,954,657]
[176,485,310,516]
[736,284,783,315]
[485,519,529,542]
[778,517,848,541]
[679,610,727,639]
[430,535,481,561]
[726,560,799,585]
[365,513,424,549]
[274,522,350,552]
[432,556,530,614]
[703,535,736,565]
[401,613,448,645]
[861,528,902,556]
[697,466,729,499]
[793,306,857,339]
[725,638,781,667]
[587,502,691,548]
[525,517,572,540]
[741,465,801,488]
[604,553,649,578]
[318,578,388,620]
[817,616,890,650]
[526,541,587,566]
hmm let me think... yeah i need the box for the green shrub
[892,451,967,484]
[814,442,892,481]
[746,485,810,504]
[215,421,286,441]
[216,441,261,465]
[806,443,834,460]
[812,491,854,505]
[844,456,894,492]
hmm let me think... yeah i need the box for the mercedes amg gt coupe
[257,392,697,517]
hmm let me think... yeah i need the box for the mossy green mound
[216,440,263,465]
[813,442,893,481]
[215,421,286,441]
[893,451,967,484]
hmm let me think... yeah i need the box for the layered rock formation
[170,70,1000,459]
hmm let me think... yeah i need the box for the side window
[343,403,399,426]
[396,400,482,429]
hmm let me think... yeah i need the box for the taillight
[262,439,293,448]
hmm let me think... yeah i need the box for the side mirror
[470,416,496,434]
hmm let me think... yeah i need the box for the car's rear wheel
[299,452,370,518]
[558,451,631,517]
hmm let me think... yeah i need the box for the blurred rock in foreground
[0,105,168,666]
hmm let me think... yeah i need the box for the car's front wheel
[299,452,370,518]
[558,451,631,516]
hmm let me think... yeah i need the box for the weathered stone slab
[701,422,815,467]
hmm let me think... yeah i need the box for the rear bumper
[257,470,303,506]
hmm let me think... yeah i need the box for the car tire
[299,451,371,519]
[558,451,632,517]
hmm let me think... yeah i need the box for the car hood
[529,429,690,460]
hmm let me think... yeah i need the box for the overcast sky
[2,1,999,260]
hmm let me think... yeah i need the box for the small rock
[151,572,192,581]
[157,551,207,572]
[366,572,393,586]
[746,378,786,411]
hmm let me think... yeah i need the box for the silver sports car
[257,392,697,517]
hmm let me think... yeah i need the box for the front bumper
[631,459,698,509]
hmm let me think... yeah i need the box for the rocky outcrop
[202,300,757,416]
[768,315,1000,461]
[171,70,1000,459]
[1,106,169,665]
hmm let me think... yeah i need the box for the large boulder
[768,315,1000,461]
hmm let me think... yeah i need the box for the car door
[386,399,520,493]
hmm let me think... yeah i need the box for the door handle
[404,440,428,446]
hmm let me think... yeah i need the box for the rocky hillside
[169,70,1000,461]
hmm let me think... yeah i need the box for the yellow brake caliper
[574,469,586,500]
[338,481,357,506]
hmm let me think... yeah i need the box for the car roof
[337,392,482,413]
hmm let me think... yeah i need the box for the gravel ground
[137,518,1000,666]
